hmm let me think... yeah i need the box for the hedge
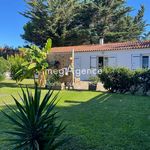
[99,67,150,95]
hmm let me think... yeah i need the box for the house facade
[50,41,150,82]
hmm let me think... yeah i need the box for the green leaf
[44,38,52,53]
[28,63,36,70]
[22,62,29,67]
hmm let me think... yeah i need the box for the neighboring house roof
[51,40,150,53]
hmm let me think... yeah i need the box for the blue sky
[0,0,150,47]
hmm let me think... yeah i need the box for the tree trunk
[38,70,46,87]
[33,72,37,85]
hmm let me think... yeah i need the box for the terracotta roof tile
[51,41,150,53]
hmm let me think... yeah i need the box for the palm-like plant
[2,84,66,150]
[16,38,52,87]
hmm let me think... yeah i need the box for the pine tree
[22,0,147,46]
[21,0,50,47]
[69,0,147,44]
[22,0,78,47]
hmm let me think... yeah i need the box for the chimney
[99,38,104,45]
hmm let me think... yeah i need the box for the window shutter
[74,57,80,69]
[104,57,108,67]
[131,54,141,70]
[90,56,97,69]
[108,57,117,67]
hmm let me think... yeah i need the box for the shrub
[0,57,10,81]
[8,55,26,80]
[100,67,133,93]
[130,69,144,95]
[113,67,133,93]
[100,67,150,95]
[2,84,66,149]
[46,71,61,88]
[100,67,114,92]
[89,76,100,85]
[138,69,150,95]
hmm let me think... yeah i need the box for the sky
[0,0,150,47]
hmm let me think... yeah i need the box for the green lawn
[0,80,150,149]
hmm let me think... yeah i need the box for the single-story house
[49,40,150,82]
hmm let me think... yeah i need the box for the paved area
[74,81,107,91]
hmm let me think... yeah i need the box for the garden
[0,79,150,149]
[0,0,150,149]
[1,38,150,149]
[1,32,150,150]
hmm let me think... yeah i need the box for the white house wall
[74,48,150,81]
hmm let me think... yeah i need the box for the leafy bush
[89,76,100,85]
[113,68,133,93]
[0,57,10,81]
[138,69,150,95]
[8,55,26,80]
[100,67,133,93]
[130,69,144,95]
[2,84,66,149]
[100,67,150,95]
[99,67,114,91]
[46,72,61,87]
[129,69,150,95]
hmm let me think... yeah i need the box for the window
[97,57,108,68]
[142,56,149,69]
[98,57,104,68]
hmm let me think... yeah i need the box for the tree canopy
[22,0,148,47]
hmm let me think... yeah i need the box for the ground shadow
[0,82,18,88]
[0,81,34,89]
[64,100,85,104]
[56,93,150,150]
